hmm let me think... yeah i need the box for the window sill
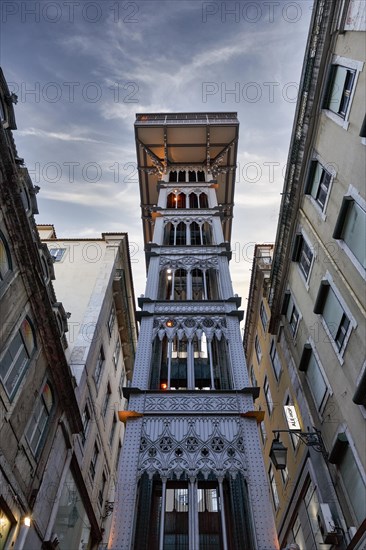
[307,195,327,221]
[323,109,350,130]
[297,264,311,291]
[320,318,347,366]
[335,239,366,278]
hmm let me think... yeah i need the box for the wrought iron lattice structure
[108,113,278,550]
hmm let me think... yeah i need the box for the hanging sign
[284,405,301,431]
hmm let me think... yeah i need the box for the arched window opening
[158,269,173,300]
[176,192,186,209]
[189,193,199,209]
[150,337,165,389]
[193,334,210,390]
[178,170,186,182]
[205,269,219,300]
[150,330,232,392]
[197,170,205,182]
[167,193,175,208]
[192,269,205,300]
[190,222,201,245]
[174,269,187,300]
[163,222,175,245]
[171,336,188,389]
[188,170,196,182]
[211,337,231,390]
[169,171,177,182]
[176,222,187,245]
[134,473,256,549]
[202,222,213,245]
[0,230,12,281]
[150,336,188,390]
[199,193,208,208]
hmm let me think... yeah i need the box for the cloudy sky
[1,0,313,308]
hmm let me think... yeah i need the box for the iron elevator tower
[108,113,278,550]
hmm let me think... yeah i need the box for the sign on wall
[284,405,301,431]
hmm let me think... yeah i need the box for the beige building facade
[245,1,365,549]
[0,64,138,550]
[39,227,138,549]
[0,70,87,549]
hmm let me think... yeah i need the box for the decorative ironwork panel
[144,394,238,413]
[137,417,247,480]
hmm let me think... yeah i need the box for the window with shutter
[333,197,366,270]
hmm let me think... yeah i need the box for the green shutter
[299,343,312,372]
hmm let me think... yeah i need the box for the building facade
[39,227,138,549]
[246,1,365,549]
[0,70,87,549]
[108,113,278,550]
[244,246,335,549]
[0,64,138,550]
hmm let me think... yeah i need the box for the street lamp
[269,428,328,470]
[269,436,288,470]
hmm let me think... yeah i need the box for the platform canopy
[134,112,239,245]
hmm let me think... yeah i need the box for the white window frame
[268,464,279,511]
[0,317,37,400]
[81,402,91,444]
[94,346,105,386]
[25,382,53,456]
[264,376,274,416]
[280,464,289,486]
[102,383,111,418]
[333,426,366,527]
[109,413,117,447]
[249,365,257,388]
[333,185,366,277]
[284,291,302,338]
[315,272,357,364]
[98,471,108,508]
[0,228,13,285]
[259,301,268,331]
[323,55,364,130]
[270,339,282,381]
[355,361,366,418]
[292,230,316,289]
[113,338,121,370]
[305,153,336,219]
[254,334,262,364]
[259,407,267,446]
[89,441,99,480]
[303,338,333,417]
[107,303,116,337]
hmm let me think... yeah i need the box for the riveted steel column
[159,478,167,550]
[189,477,199,550]
[208,340,215,389]
[218,477,228,550]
